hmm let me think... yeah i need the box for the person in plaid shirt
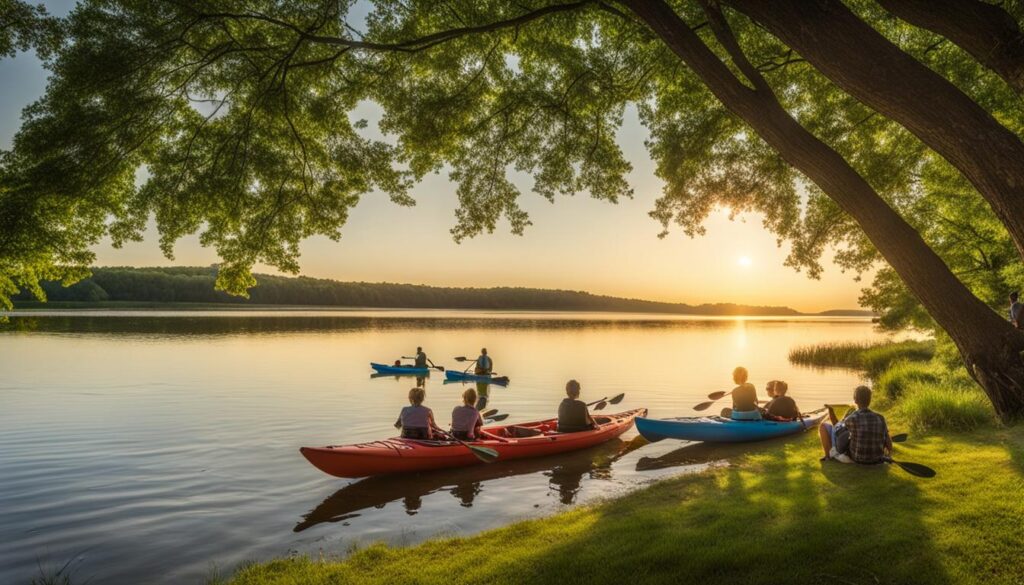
[818,386,892,464]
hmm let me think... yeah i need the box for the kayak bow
[300,408,646,478]
[370,362,431,376]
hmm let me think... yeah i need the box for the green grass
[221,421,1024,585]
[788,340,935,374]
[875,360,943,400]
[894,384,996,432]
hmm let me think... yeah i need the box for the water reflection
[295,436,649,532]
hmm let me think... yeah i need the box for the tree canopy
[2,1,1024,413]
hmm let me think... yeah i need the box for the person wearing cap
[475,348,493,375]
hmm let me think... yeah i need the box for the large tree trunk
[877,0,1024,95]
[726,0,1024,265]
[622,0,1024,421]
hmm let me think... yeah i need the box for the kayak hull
[444,370,509,385]
[370,362,430,375]
[636,409,826,443]
[300,408,646,478]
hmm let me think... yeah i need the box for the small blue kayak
[370,362,431,376]
[444,370,510,385]
[636,409,826,443]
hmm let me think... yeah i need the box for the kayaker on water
[475,348,493,376]
[729,367,761,421]
[558,379,596,432]
[394,387,437,440]
[402,347,437,369]
[818,386,892,463]
[451,388,484,440]
[762,380,801,421]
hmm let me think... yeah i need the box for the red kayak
[300,408,647,478]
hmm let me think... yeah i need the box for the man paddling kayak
[475,348,493,375]
[403,347,437,370]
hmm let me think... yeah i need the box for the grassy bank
[221,342,1023,585]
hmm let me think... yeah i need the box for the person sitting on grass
[395,387,436,440]
[818,385,892,464]
[729,366,761,421]
[558,379,596,433]
[451,388,484,440]
[763,380,800,421]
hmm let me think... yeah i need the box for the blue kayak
[635,409,826,443]
[370,362,431,375]
[444,370,509,385]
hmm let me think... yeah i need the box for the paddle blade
[890,433,908,443]
[454,356,469,362]
[890,459,935,478]
[592,400,609,411]
[707,390,727,401]
[480,408,498,418]
[608,393,625,405]
[469,445,500,463]
[486,414,509,422]
[693,401,714,412]
[434,365,445,372]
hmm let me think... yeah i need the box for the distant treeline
[12,266,863,316]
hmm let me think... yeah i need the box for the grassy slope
[226,421,1024,585]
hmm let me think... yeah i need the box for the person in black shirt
[730,367,760,420]
[558,379,596,432]
[763,380,800,421]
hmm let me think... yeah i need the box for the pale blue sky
[0,1,867,311]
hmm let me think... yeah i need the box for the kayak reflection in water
[729,366,761,421]
[557,379,596,433]
[474,381,489,410]
[761,380,801,421]
[474,348,493,375]
[394,387,437,439]
[451,388,484,440]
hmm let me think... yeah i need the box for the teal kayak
[370,362,430,375]
[444,370,509,385]
[636,408,826,443]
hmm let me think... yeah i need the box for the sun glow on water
[738,256,753,267]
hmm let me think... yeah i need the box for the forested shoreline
[11,266,866,316]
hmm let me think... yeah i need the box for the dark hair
[775,380,789,395]
[1012,291,1020,302]
[733,367,748,384]
[853,385,872,408]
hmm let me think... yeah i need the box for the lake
[0,310,886,583]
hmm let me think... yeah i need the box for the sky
[0,1,869,312]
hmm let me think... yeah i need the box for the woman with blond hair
[451,388,484,440]
[394,387,436,440]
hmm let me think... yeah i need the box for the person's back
[764,381,799,420]
[845,407,889,464]
[451,388,483,440]
[729,366,760,420]
[558,379,595,433]
[396,387,435,440]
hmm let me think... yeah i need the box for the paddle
[589,393,625,411]
[485,414,509,422]
[480,408,499,418]
[891,433,908,443]
[884,457,935,478]
[694,389,733,412]
[433,427,499,463]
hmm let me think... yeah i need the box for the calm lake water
[1,310,886,584]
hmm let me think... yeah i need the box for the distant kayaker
[729,367,761,421]
[818,386,892,464]
[1010,291,1022,329]
[403,347,437,369]
[763,380,800,421]
[394,387,437,440]
[475,348,493,375]
[451,388,484,440]
[558,379,596,433]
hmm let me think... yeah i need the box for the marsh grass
[875,361,942,400]
[895,384,995,432]
[788,340,934,373]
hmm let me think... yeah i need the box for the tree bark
[877,0,1024,95]
[726,0,1024,266]
[621,0,1024,421]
